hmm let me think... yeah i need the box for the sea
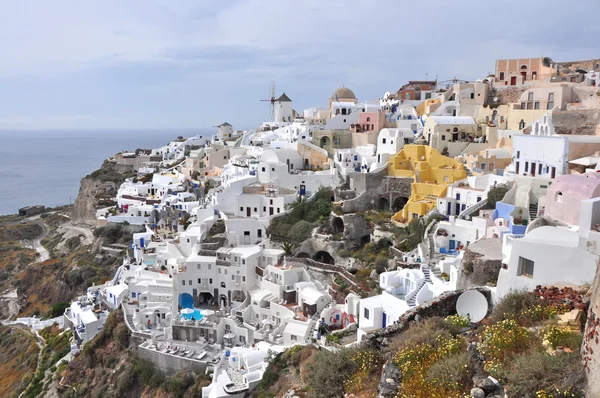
[0,129,213,215]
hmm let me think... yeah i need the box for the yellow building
[388,145,466,225]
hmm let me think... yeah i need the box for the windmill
[260,81,276,120]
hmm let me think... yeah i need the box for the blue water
[180,309,204,321]
[0,129,213,215]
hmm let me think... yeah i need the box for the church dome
[331,87,356,100]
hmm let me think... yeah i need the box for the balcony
[216,259,231,267]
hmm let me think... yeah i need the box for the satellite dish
[456,290,488,323]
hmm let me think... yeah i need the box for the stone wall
[138,346,207,375]
[362,288,492,347]
[457,239,503,289]
[552,109,600,136]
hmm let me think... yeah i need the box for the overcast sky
[0,0,598,130]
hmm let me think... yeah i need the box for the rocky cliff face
[583,260,600,397]
[70,161,134,226]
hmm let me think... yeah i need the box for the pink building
[545,173,600,226]
[352,111,385,133]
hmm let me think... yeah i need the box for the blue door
[299,185,306,196]
[449,240,456,250]
[455,203,461,215]
[447,202,452,216]
[382,313,387,328]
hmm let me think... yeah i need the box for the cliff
[583,260,600,397]
[71,160,135,226]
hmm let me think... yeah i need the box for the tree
[281,241,294,256]
[487,185,509,208]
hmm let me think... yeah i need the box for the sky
[0,0,598,130]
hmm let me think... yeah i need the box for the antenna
[260,81,276,121]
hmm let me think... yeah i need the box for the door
[515,161,520,174]
[521,72,527,83]
[246,207,251,217]
[510,76,517,85]
[447,202,452,216]
[449,240,456,250]
[299,185,306,196]
[531,162,536,177]
[455,203,461,215]
[269,207,274,216]
[551,167,556,178]
[243,231,250,245]
[382,313,387,328]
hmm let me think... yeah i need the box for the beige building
[518,84,575,111]
[313,129,354,156]
[424,116,480,157]
[495,57,556,86]
[462,137,513,175]
[297,141,331,170]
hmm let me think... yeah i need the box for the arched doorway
[378,197,390,210]
[179,293,194,309]
[219,294,228,308]
[198,292,214,306]
[313,251,335,265]
[392,197,408,212]
[332,217,344,234]
[320,136,331,149]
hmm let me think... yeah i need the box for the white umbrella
[180,308,194,315]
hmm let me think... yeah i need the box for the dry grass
[388,317,453,352]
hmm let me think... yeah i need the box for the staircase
[422,266,432,283]
[234,317,243,327]
[428,236,435,258]
[125,312,135,331]
[406,280,427,308]
[529,203,539,221]
[462,164,473,177]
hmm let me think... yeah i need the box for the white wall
[510,134,567,178]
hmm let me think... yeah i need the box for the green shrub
[389,317,452,351]
[444,315,470,328]
[425,351,472,389]
[49,302,70,318]
[503,349,586,397]
[307,347,358,398]
[490,290,541,323]
[287,220,313,245]
[487,185,508,208]
[540,326,582,350]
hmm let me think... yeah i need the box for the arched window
[556,192,563,203]
[521,64,528,70]
[366,117,371,122]
[414,86,422,101]
[453,127,459,132]
[535,123,539,135]
[335,108,340,115]
[220,282,226,288]
[348,109,352,115]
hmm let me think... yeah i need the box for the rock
[381,337,389,346]
[378,359,402,397]
[414,314,423,323]
[473,375,496,393]
[470,387,485,398]
[370,269,379,280]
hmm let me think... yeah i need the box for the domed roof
[331,87,356,100]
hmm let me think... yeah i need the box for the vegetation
[87,160,136,184]
[0,326,40,397]
[398,212,446,252]
[306,347,360,398]
[269,188,333,247]
[487,184,509,208]
[94,223,137,245]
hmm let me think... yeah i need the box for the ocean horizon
[0,129,213,215]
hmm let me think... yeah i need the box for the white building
[63,295,110,345]
[274,93,294,124]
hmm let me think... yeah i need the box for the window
[232,275,234,280]
[277,208,281,213]
[271,167,275,172]
[182,280,185,286]
[521,102,526,110]
[499,72,505,81]
[456,193,461,200]
[477,196,482,202]
[525,162,529,172]
[198,278,201,284]
[209,278,212,283]
[556,192,563,202]
[538,163,542,175]
[548,93,555,109]
[240,207,243,212]
[197,264,201,270]
[189,280,192,285]
[516,151,520,158]
[481,163,487,170]
[253,207,257,212]
[382,138,386,144]
[518,257,535,278]
[208,264,211,270]
[263,206,266,212]
[270,199,273,205]
[528,92,534,101]
[291,335,297,341]
[242,276,245,282]
[366,117,371,122]
[441,135,446,141]
[224,156,227,159]
[534,102,540,110]
[262,167,265,172]
[364,308,369,319]
[258,229,262,238]
[470,92,475,99]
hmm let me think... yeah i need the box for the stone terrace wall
[362,287,491,348]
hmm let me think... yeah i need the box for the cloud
[0,0,598,129]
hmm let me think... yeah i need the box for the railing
[216,259,230,266]
[458,198,488,221]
